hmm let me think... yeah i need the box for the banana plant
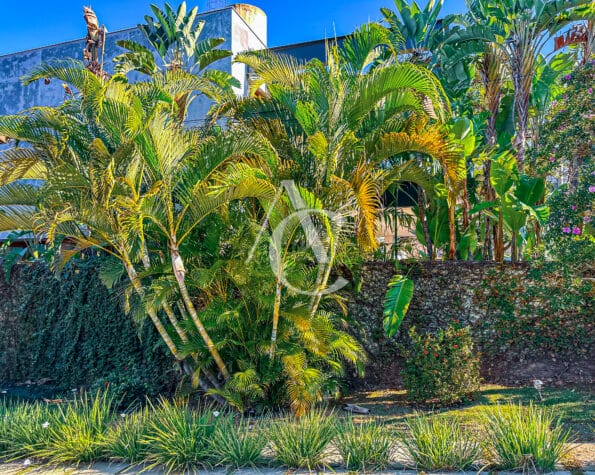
[383,274,415,337]
[445,0,593,170]
[479,151,549,261]
[114,2,239,123]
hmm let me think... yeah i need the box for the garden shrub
[400,324,480,405]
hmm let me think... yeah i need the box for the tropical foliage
[0,0,593,414]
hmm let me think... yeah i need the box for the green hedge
[0,258,175,403]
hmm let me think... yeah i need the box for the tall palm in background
[446,0,594,171]
[114,1,239,123]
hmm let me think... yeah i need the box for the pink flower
[565,74,571,81]
[589,88,593,94]
[572,227,581,235]
[562,227,571,233]
[550,156,556,162]
[584,216,591,223]
[571,205,577,210]
[589,186,595,193]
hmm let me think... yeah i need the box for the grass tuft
[142,399,214,474]
[401,412,480,471]
[336,417,393,471]
[0,400,56,460]
[482,402,572,472]
[34,390,114,465]
[207,415,267,469]
[268,408,337,470]
[104,408,150,464]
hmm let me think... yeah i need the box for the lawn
[340,384,594,442]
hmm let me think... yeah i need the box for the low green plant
[34,390,114,465]
[104,408,150,464]
[335,417,393,471]
[0,400,56,459]
[268,408,337,470]
[482,403,572,472]
[401,413,480,471]
[207,415,267,469]
[142,400,215,473]
[400,324,480,405]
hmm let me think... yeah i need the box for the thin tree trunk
[512,43,534,173]
[417,187,433,259]
[447,194,457,260]
[479,48,503,261]
[124,262,181,359]
[495,208,505,262]
[170,244,230,379]
[269,278,282,359]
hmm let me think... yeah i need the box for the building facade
[0,4,267,123]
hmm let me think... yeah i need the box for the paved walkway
[2,463,594,475]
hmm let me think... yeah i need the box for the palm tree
[0,61,277,383]
[114,1,239,123]
[381,0,449,64]
[217,25,463,262]
[446,0,594,171]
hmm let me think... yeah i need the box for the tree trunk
[512,45,534,173]
[269,278,282,359]
[170,244,230,379]
[447,196,457,260]
[124,262,181,360]
[479,48,503,261]
[417,187,433,259]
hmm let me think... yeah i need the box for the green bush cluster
[0,259,175,405]
[400,324,481,405]
[0,392,572,473]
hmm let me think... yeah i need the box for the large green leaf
[490,151,518,197]
[383,274,414,337]
[515,175,545,206]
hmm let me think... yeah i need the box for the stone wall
[347,261,594,389]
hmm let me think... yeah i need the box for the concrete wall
[0,4,267,124]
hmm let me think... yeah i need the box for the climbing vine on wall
[0,258,176,404]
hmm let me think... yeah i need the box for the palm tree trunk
[140,243,190,344]
[495,208,504,262]
[479,48,503,261]
[417,187,433,259]
[124,262,181,360]
[170,244,230,379]
[447,194,457,260]
[269,278,282,359]
[511,42,534,173]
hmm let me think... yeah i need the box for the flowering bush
[400,325,480,405]
[532,61,595,268]
[545,167,595,268]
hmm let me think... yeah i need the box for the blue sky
[0,0,468,56]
